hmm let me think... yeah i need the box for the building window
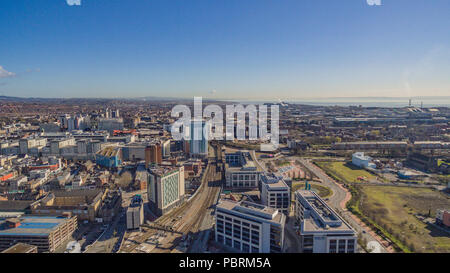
[338,240,346,253]
[329,240,337,253]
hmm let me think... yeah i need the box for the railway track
[120,143,223,253]
[153,164,221,253]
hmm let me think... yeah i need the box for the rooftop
[260,173,289,190]
[217,200,283,224]
[296,190,355,234]
[1,243,37,253]
[0,216,72,236]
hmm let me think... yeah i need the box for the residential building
[188,120,210,157]
[147,165,185,216]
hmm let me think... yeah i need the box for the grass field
[359,185,450,253]
[291,182,333,198]
[316,161,376,184]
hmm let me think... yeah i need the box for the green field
[291,182,333,198]
[359,185,450,253]
[316,161,376,184]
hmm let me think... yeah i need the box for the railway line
[119,143,223,253]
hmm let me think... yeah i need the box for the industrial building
[147,165,185,216]
[294,190,357,253]
[95,146,122,168]
[0,215,77,253]
[352,152,376,169]
[260,174,290,214]
[126,195,144,230]
[215,200,285,253]
[224,151,263,190]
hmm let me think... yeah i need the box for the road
[85,189,146,253]
[297,158,389,253]
[283,213,302,253]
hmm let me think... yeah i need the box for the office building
[225,151,263,189]
[294,190,357,253]
[215,200,285,253]
[260,173,290,214]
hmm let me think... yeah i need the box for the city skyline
[1,0,450,99]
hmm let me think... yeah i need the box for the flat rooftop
[148,165,180,177]
[296,190,355,234]
[1,243,37,253]
[225,150,263,172]
[261,174,289,190]
[0,216,71,237]
[217,200,283,224]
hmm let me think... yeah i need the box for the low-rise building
[352,152,376,169]
[436,209,450,228]
[0,215,77,253]
[30,189,105,222]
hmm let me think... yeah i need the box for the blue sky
[0,0,449,99]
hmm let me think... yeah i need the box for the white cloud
[66,0,81,6]
[0,66,16,78]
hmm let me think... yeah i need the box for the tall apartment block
[145,142,162,167]
[294,190,357,253]
[188,120,210,158]
[147,165,185,216]
[215,200,285,253]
